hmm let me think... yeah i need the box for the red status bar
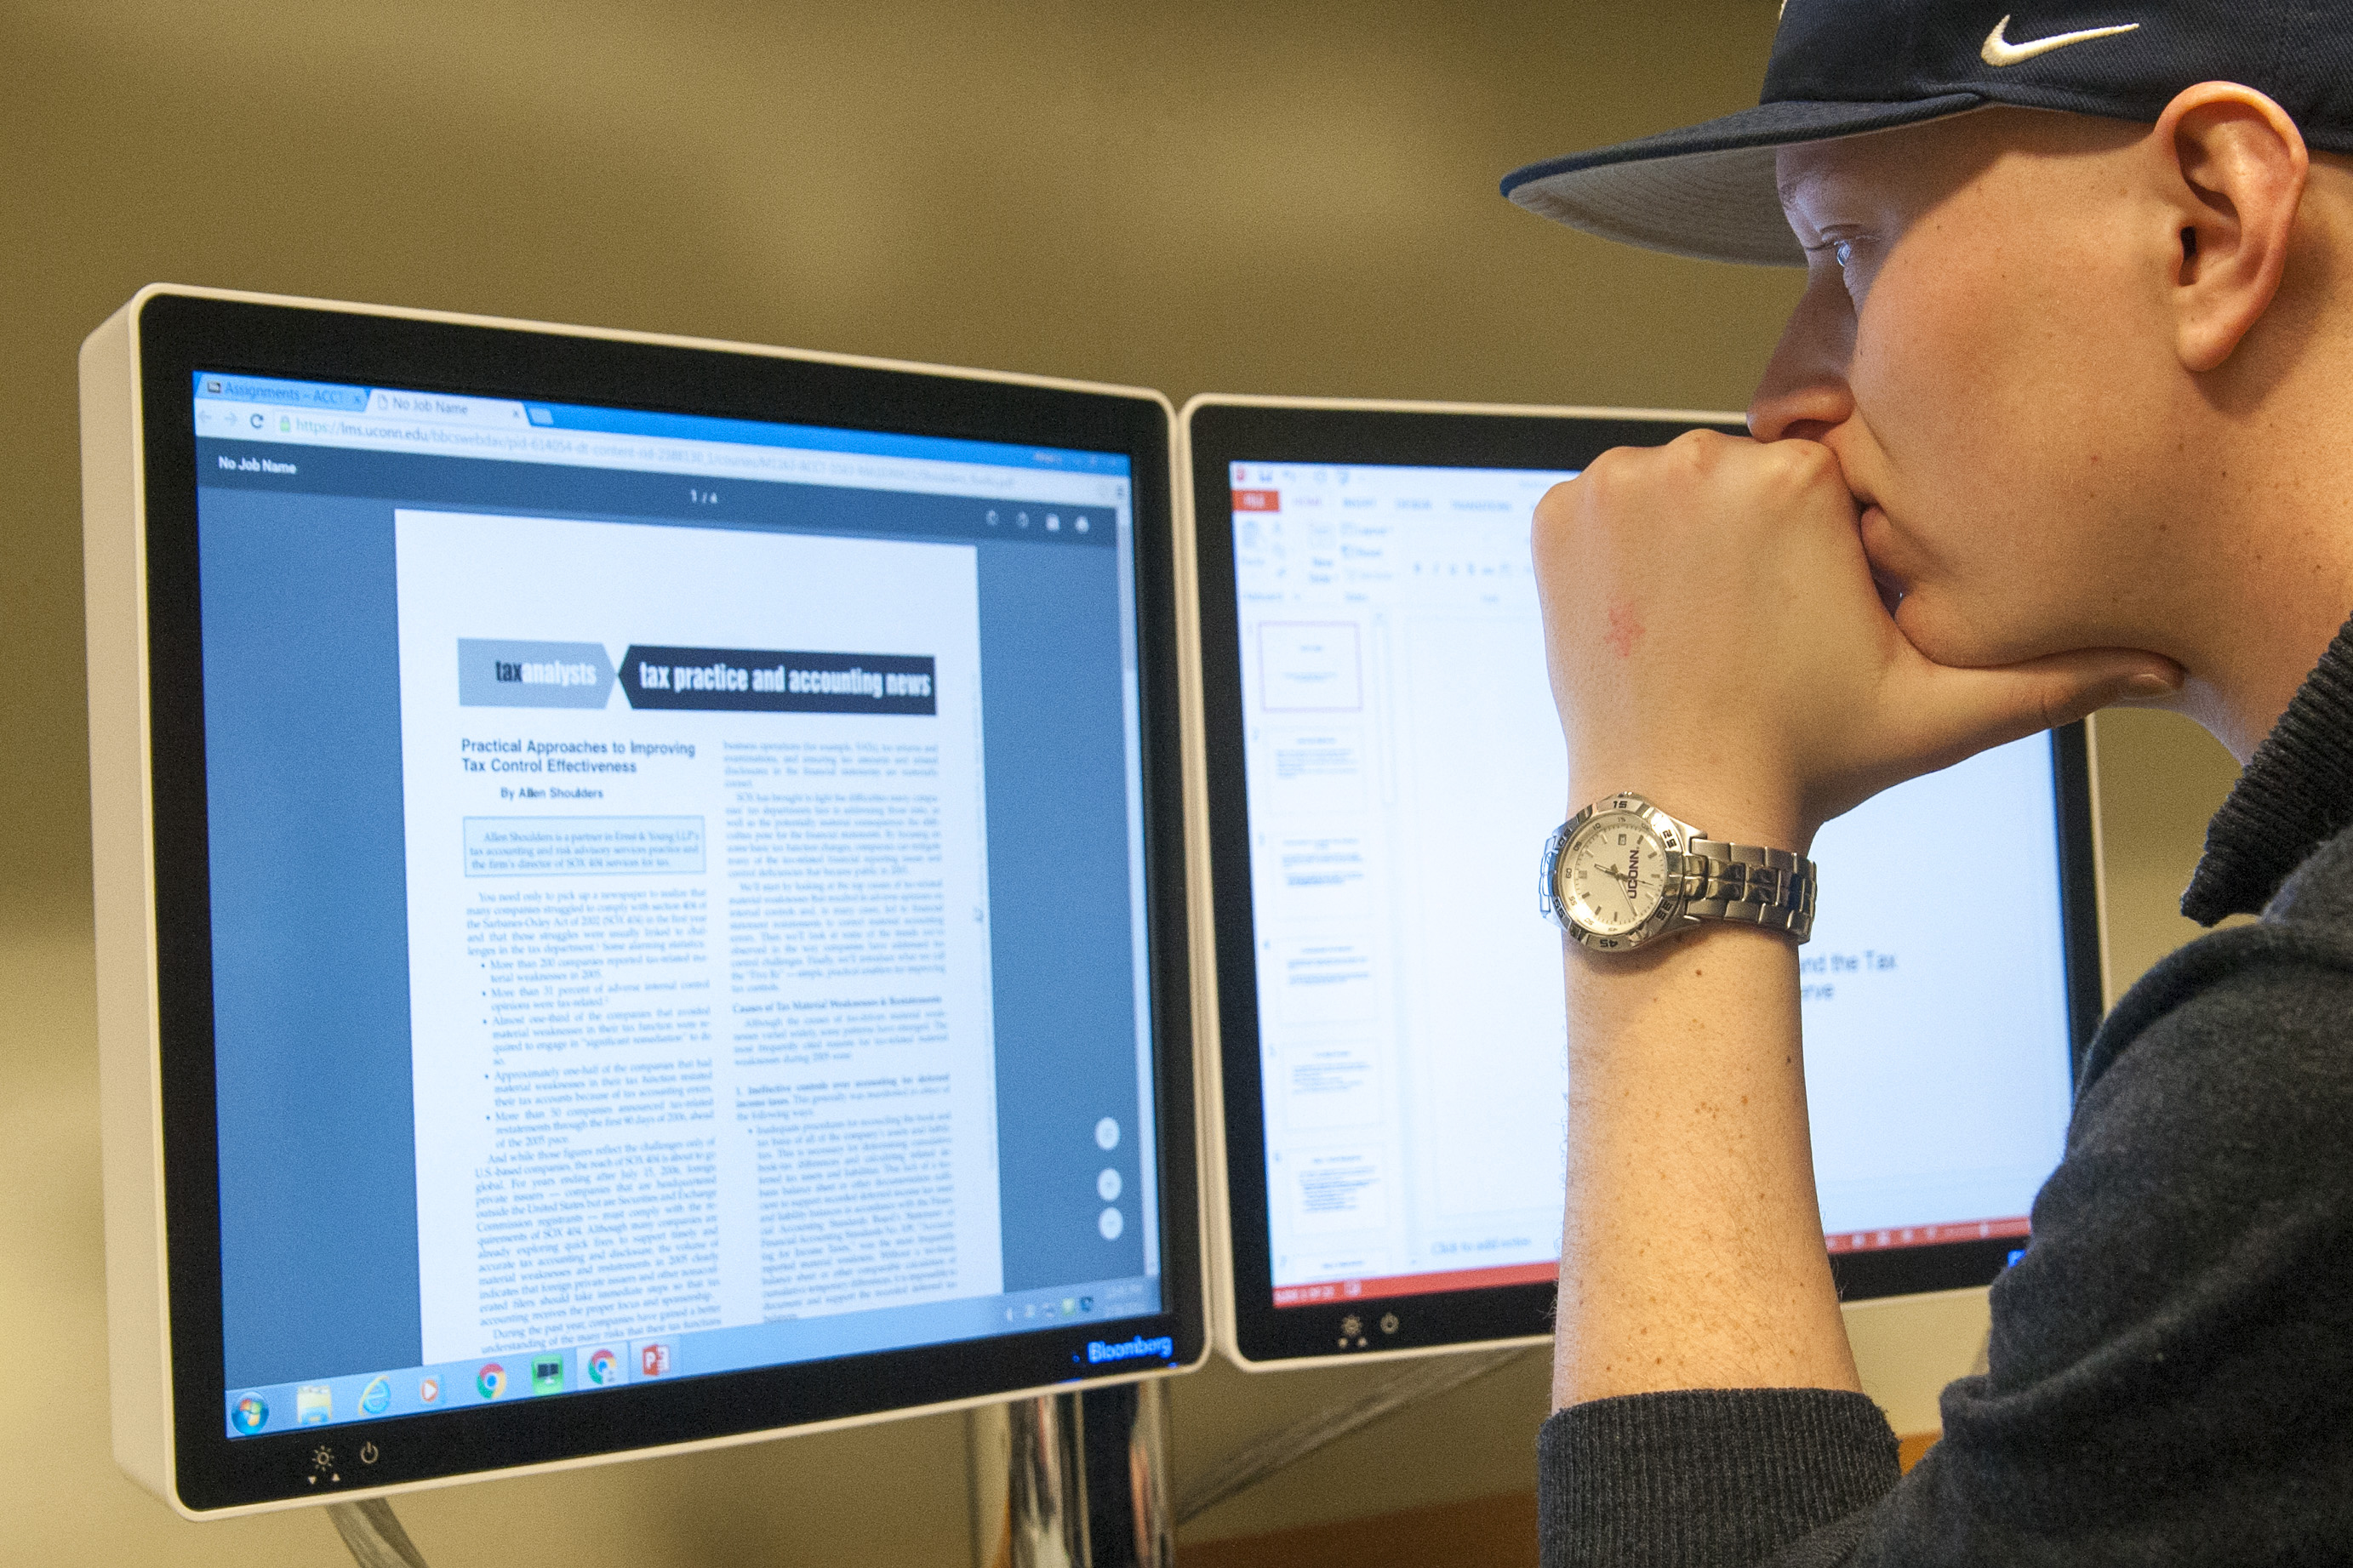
[1272,1259,1556,1309]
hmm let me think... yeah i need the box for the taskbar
[226,1272,1158,1438]
[1270,1215,2035,1307]
[1822,1215,2030,1253]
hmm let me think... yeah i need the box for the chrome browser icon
[586,1348,619,1386]
[477,1362,507,1400]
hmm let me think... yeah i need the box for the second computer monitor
[1185,396,2103,1367]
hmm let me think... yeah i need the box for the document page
[395,510,999,1364]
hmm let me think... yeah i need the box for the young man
[1502,5,2353,1562]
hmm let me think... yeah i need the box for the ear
[2156,83,2309,373]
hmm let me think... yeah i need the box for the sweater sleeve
[1538,907,2353,1568]
[1536,1388,1896,1565]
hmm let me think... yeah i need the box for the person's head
[1503,5,2353,756]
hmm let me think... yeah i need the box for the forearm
[1528,432,2174,1416]
[1552,920,1859,1409]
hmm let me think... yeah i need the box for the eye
[1832,239,1855,272]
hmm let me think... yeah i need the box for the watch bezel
[1544,792,1691,952]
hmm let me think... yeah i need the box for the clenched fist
[1532,430,2180,851]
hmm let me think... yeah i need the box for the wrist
[1565,761,1813,853]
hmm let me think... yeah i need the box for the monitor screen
[1186,398,2101,1366]
[83,290,1202,1514]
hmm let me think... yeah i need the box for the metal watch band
[1682,838,1818,943]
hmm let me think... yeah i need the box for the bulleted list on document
[392,510,999,1364]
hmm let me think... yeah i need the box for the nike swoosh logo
[1981,14,2140,66]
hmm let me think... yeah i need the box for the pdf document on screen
[393,510,1000,1364]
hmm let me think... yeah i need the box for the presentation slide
[1229,462,2077,1307]
[394,510,1000,1364]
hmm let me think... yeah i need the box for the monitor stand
[327,1499,430,1567]
[319,1381,1174,1568]
[971,1381,1173,1567]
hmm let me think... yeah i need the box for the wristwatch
[1538,790,1817,952]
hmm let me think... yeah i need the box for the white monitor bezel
[83,285,1212,1517]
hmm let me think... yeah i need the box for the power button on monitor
[360,1442,380,1465]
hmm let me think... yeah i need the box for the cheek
[1853,254,2020,512]
[1849,231,2155,659]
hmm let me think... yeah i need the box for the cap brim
[1502,94,1985,266]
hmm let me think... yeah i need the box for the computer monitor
[1183,396,2103,1368]
[80,287,1204,1517]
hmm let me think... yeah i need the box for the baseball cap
[1501,3,2353,266]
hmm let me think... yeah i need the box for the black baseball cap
[1501,3,2353,266]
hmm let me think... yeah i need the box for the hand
[1531,431,2181,848]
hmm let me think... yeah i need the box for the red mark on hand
[1604,604,1644,659]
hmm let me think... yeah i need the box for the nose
[1748,266,1858,443]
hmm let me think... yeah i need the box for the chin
[1892,595,2037,670]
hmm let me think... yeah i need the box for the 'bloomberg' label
[1085,1336,1175,1365]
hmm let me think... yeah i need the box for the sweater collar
[2181,614,2353,925]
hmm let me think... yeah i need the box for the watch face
[1562,811,1671,937]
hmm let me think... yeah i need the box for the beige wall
[0,3,2247,1563]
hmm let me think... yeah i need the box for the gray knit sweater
[1536,621,2353,1565]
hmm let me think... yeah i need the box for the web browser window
[194,373,1163,1439]
[1229,460,2078,1309]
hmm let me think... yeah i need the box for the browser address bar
[203,403,1128,507]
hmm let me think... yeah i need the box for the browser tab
[363,389,531,427]
[191,373,370,411]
